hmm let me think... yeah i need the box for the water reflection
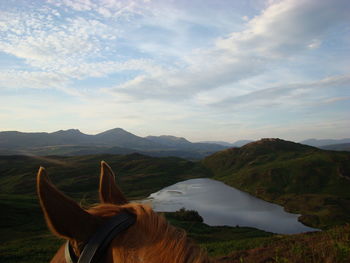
[146,178,317,234]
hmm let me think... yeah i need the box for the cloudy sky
[0,0,349,142]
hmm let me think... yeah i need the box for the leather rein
[65,212,136,263]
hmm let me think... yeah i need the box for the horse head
[37,161,210,263]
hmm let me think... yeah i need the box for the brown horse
[37,161,212,263]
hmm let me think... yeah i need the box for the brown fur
[38,162,213,263]
[51,203,211,263]
[99,161,127,205]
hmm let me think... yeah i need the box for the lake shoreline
[144,178,318,234]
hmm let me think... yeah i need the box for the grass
[0,154,211,262]
[1,141,350,262]
[202,139,350,229]
[165,210,350,262]
[217,224,350,263]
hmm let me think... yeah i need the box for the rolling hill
[0,153,210,199]
[203,138,350,229]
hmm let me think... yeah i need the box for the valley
[1,138,350,262]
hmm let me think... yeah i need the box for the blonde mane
[87,203,212,263]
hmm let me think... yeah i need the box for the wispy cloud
[110,0,350,101]
[211,74,350,109]
[216,0,350,56]
[0,12,118,69]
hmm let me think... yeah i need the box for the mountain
[94,128,162,149]
[147,135,226,152]
[0,129,91,149]
[146,135,192,147]
[203,138,350,229]
[0,128,228,159]
[320,143,350,152]
[300,138,350,147]
[0,128,161,150]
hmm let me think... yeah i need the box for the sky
[0,0,349,142]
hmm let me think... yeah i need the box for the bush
[169,207,203,222]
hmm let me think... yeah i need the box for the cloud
[216,0,350,57]
[210,74,350,109]
[110,0,350,101]
[0,12,118,70]
[112,53,266,100]
[0,0,349,109]
[322,97,350,105]
[0,5,161,91]
[47,0,153,18]
[0,70,69,90]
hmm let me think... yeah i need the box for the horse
[37,161,212,263]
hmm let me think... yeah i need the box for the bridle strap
[65,212,136,263]
[65,241,78,263]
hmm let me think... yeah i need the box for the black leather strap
[65,241,78,263]
[65,212,136,263]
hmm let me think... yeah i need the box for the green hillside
[0,154,275,263]
[0,154,210,262]
[0,153,209,199]
[1,141,350,262]
[203,138,350,229]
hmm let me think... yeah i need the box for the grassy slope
[165,211,349,262]
[0,194,61,263]
[1,145,350,262]
[202,139,350,229]
[217,224,350,263]
[0,154,209,262]
[0,153,209,199]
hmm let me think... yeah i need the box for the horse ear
[99,161,127,205]
[37,167,99,242]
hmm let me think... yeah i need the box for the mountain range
[0,128,227,159]
[1,128,349,159]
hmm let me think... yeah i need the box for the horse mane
[38,162,212,263]
[86,203,212,263]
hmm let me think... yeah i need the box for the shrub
[170,207,203,222]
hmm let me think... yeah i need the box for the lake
[145,178,317,234]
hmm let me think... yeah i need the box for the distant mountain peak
[52,129,82,134]
[247,138,290,144]
[242,138,314,152]
[256,138,283,143]
[148,135,190,142]
[146,135,191,146]
[96,128,131,136]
